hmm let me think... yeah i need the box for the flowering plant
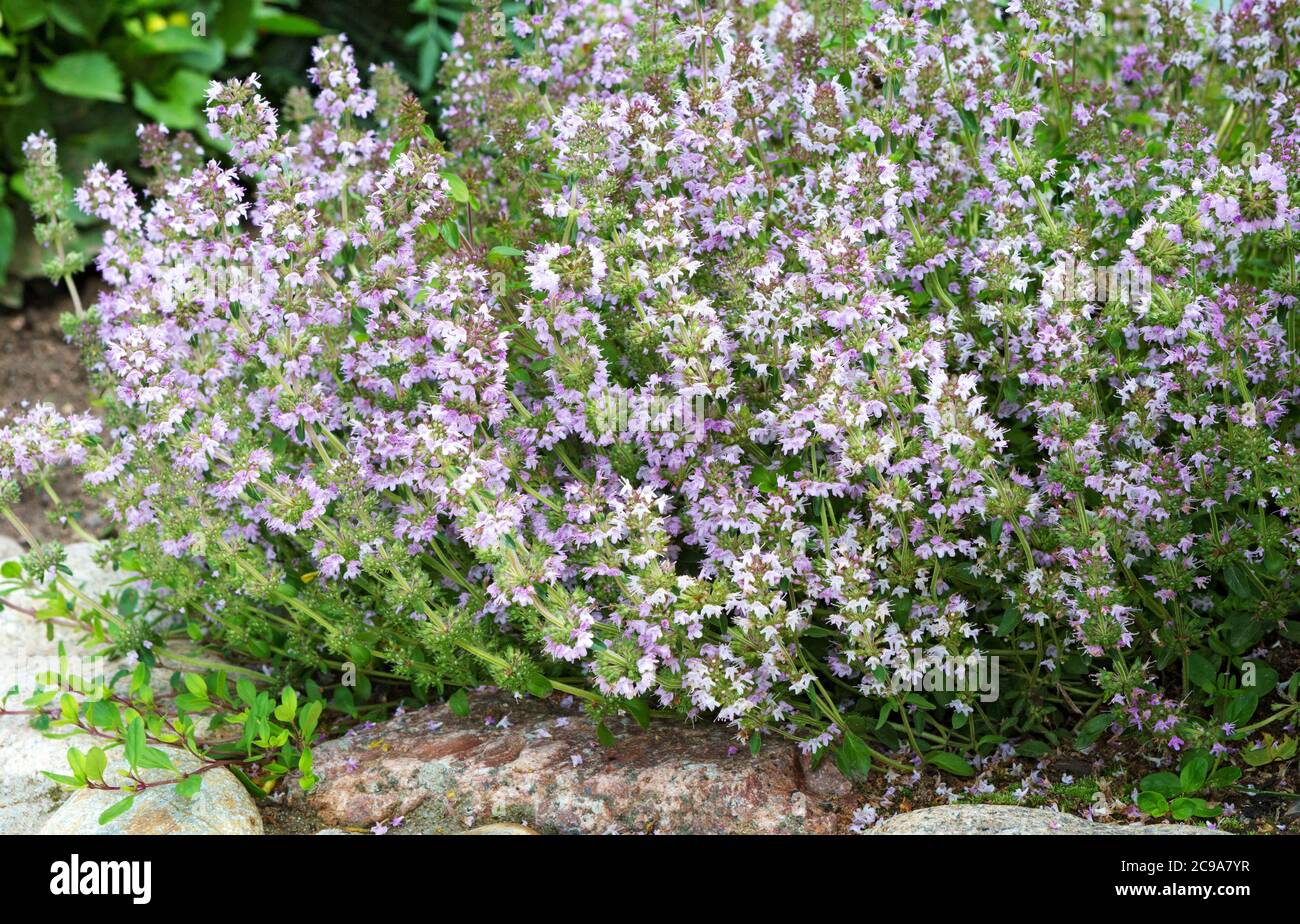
[4,0,1300,795]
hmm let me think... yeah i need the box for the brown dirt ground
[0,281,100,544]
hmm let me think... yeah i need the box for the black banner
[1,832,1285,908]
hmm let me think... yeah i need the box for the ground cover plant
[2,0,1300,820]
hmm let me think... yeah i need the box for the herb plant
[2,0,1299,802]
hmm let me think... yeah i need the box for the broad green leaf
[1,0,46,31]
[1137,791,1168,817]
[447,688,469,717]
[183,673,208,699]
[441,172,469,204]
[1140,771,1182,797]
[132,70,209,130]
[1208,765,1241,788]
[38,52,125,103]
[1179,752,1209,792]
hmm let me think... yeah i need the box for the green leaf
[1179,752,1210,792]
[925,751,975,777]
[183,673,208,699]
[749,732,762,756]
[489,245,525,258]
[903,693,936,711]
[175,774,202,799]
[833,731,874,781]
[1208,765,1241,788]
[134,26,208,55]
[229,766,265,800]
[1178,797,1222,819]
[38,52,125,103]
[298,701,323,740]
[66,746,85,780]
[87,700,119,730]
[125,716,146,770]
[525,674,553,699]
[255,12,327,36]
[83,746,107,783]
[1223,690,1259,727]
[117,587,139,617]
[596,721,615,747]
[1139,771,1182,797]
[134,69,210,131]
[447,688,469,717]
[1223,564,1254,600]
[98,795,134,826]
[236,677,256,707]
[0,205,14,282]
[1074,713,1112,748]
[441,172,469,204]
[0,0,47,32]
[273,686,298,723]
[58,693,78,723]
[1015,740,1051,758]
[41,771,84,788]
[749,465,777,492]
[214,0,255,50]
[137,746,178,773]
[622,697,650,729]
[1187,652,1218,693]
[1137,791,1169,817]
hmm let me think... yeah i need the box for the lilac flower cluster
[7,1,1300,774]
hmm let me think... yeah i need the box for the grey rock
[871,804,1226,835]
[38,751,262,835]
[0,539,118,834]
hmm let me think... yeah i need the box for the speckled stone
[0,539,115,834]
[870,804,1227,835]
[38,750,262,835]
[284,691,848,834]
